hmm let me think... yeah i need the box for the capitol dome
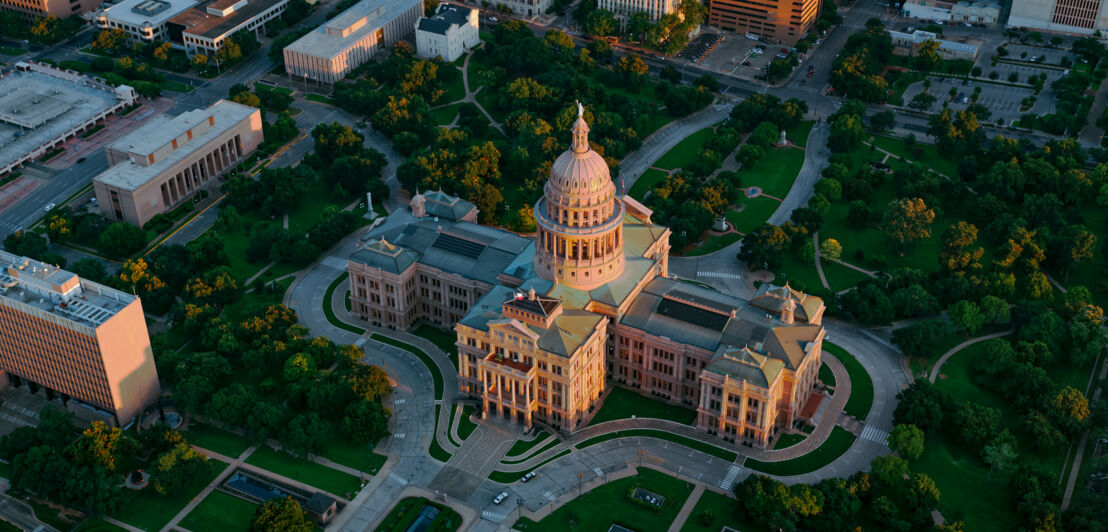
[544,112,615,207]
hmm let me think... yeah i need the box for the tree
[1023,410,1066,451]
[894,381,944,431]
[819,238,843,260]
[952,402,1002,448]
[98,223,148,258]
[341,400,391,444]
[232,90,261,108]
[584,9,617,36]
[938,221,983,272]
[892,319,951,358]
[250,496,314,532]
[881,198,935,254]
[92,29,128,53]
[737,224,790,270]
[870,454,909,486]
[869,110,896,131]
[281,413,330,456]
[70,258,108,283]
[3,230,48,259]
[891,284,939,318]
[152,443,210,495]
[616,54,649,88]
[907,473,941,511]
[68,421,124,471]
[982,439,1018,482]
[888,424,925,460]
[1047,386,1089,437]
[828,113,864,153]
[909,92,937,111]
[912,39,943,73]
[948,300,985,334]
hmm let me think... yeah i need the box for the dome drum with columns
[533,102,626,290]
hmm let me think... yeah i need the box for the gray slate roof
[417,4,472,35]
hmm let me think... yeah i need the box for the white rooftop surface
[96,99,256,191]
[0,71,120,172]
[101,0,198,27]
[284,0,420,59]
[0,250,135,329]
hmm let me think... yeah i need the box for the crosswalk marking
[482,511,506,521]
[392,432,406,439]
[355,338,367,347]
[394,398,406,405]
[593,467,603,477]
[321,255,348,270]
[860,425,889,446]
[543,490,555,501]
[697,271,743,279]
[387,472,408,485]
[719,465,742,491]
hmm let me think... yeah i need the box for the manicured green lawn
[185,422,249,458]
[628,168,669,201]
[818,362,836,388]
[683,233,742,257]
[305,94,336,105]
[588,386,698,426]
[824,342,873,420]
[429,404,453,462]
[245,445,361,497]
[871,135,958,178]
[324,272,367,335]
[412,322,458,368]
[0,46,24,56]
[821,259,875,292]
[217,213,301,283]
[725,195,780,234]
[73,517,128,532]
[458,405,479,440]
[679,490,758,532]
[785,120,815,148]
[180,491,257,531]
[221,279,290,323]
[514,468,694,531]
[772,433,808,450]
[489,449,571,482]
[0,519,21,532]
[653,128,715,170]
[430,103,463,125]
[506,431,551,457]
[113,460,228,531]
[287,179,350,234]
[443,71,466,103]
[319,436,388,475]
[772,253,824,294]
[377,497,462,532]
[370,334,444,400]
[737,146,805,198]
[745,426,856,475]
[475,88,506,123]
[578,429,738,462]
[914,431,1018,531]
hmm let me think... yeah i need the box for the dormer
[501,289,563,328]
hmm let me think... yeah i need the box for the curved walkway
[928,328,1015,383]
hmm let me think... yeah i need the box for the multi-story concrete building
[93,100,262,228]
[599,0,678,21]
[96,0,289,56]
[708,0,820,44]
[0,0,99,19]
[348,108,826,447]
[415,4,478,62]
[0,251,161,426]
[283,0,422,84]
[902,0,1000,24]
[1009,0,1108,34]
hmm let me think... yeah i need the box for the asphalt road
[0,153,107,238]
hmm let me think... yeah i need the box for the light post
[515,497,523,522]
[577,471,583,496]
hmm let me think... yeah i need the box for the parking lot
[689,34,782,79]
[901,77,1056,122]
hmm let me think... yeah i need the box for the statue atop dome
[577,100,584,118]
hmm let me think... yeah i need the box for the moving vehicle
[44,202,56,212]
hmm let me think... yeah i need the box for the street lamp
[515,497,523,522]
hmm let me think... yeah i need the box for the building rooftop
[283,0,421,59]
[0,69,122,175]
[100,0,198,27]
[170,0,288,39]
[417,4,473,35]
[94,99,258,191]
[890,29,980,54]
[422,190,476,221]
[0,250,135,329]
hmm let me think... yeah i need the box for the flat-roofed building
[902,0,1000,24]
[92,99,262,228]
[96,0,199,44]
[170,0,291,57]
[599,0,678,21]
[1009,0,1108,34]
[283,0,422,84]
[0,0,99,19]
[890,29,981,60]
[708,0,821,44]
[0,250,161,426]
[0,62,135,178]
[415,4,478,62]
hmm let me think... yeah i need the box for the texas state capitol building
[347,107,826,448]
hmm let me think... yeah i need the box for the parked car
[742,61,752,66]
[90,197,98,206]
[493,492,509,504]
[76,157,86,163]
[521,471,537,483]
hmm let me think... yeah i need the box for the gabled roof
[705,345,785,388]
[423,189,477,221]
[749,283,823,323]
[416,4,473,35]
[349,237,420,274]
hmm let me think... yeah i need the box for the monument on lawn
[777,130,788,147]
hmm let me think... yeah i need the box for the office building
[92,99,262,228]
[902,0,1000,24]
[708,0,821,44]
[0,62,135,178]
[599,0,678,21]
[348,109,827,448]
[0,0,99,19]
[283,0,422,84]
[415,4,478,62]
[96,0,199,44]
[1009,0,1108,34]
[96,0,289,55]
[0,251,161,425]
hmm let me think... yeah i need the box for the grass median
[370,334,445,401]
[745,426,856,476]
[824,341,873,420]
[578,429,737,462]
[324,272,367,335]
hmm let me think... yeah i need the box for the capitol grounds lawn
[915,339,1098,532]
[724,195,779,234]
[180,491,257,531]
[185,422,250,458]
[370,334,445,401]
[653,128,715,171]
[744,426,856,476]
[772,432,808,450]
[378,497,462,532]
[504,431,552,459]
[679,489,758,532]
[458,406,479,440]
[502,435,560,465]
[514,468,693,532]
[430,103,463,126]
[817,362,836,388]
[245,445,361,497]
[683,233,741,257]
[587,386,698,426]
[324,272,366,335]
[73,517,128,532]
[823,342,873,420]
[412,322,459,368]
[784,121,815,148]
[736,145,805,199]
[429,404,452,462]
[628,168,669,202]
[319,435,388,475]
[113,461,228,531]
[870,135,958,178]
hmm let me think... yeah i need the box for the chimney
[781,297,796,325]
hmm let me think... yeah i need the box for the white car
[520,471,537,483]
[44,202,56,212]
[493,492,509,504]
